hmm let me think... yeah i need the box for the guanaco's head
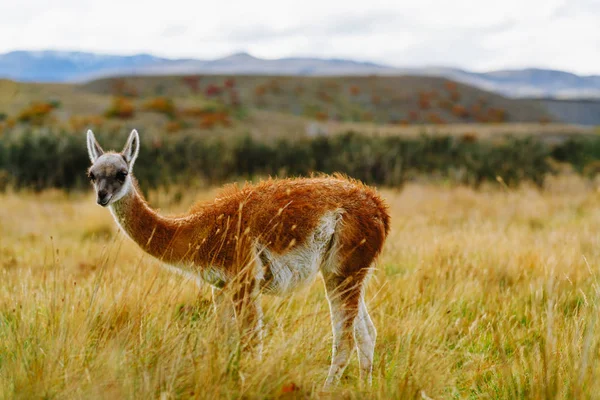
[86,129,140,207]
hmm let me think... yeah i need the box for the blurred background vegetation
[0,74,598,192]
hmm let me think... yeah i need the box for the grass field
[2,176,600,398]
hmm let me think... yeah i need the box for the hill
[82,74,552,125]
[1,74,591,143]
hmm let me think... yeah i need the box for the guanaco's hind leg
[355,296,377,384]
[322,272,365,387]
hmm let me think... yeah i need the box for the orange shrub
[349,86,360,96]
[408,110,420,122]
[452,104,469,119]
[254,85,267,97]
[166,120,184,133]
[199,112,231,129]
[428,113,445,124]
[418,92,432,110]
[445,81,457,92]
[17,102,56,124]
[418,97,431,110]
[143,97,175,118]
[315,111,328,121]
[461,132,478,143]
[105,97,135,119]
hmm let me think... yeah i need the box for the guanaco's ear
[122,129,140,170]
[86,129,104,163]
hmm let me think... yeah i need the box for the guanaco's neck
[109,180,199,264]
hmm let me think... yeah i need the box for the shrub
[143,97,176,119]
[418,93,431,110]
[205,85,222,97]
[254,85,267,97]
[165,121,184,133]
[0,129,562,192]
[224,78,236,88]
[199,112,230,129]
[105,97,135,119]
[445,81,458,92]
[452,105,469,119]
[111,79,138,97]
[428,113,445,124]
[315,112,328,121]
[17,102,56,125]
[182,76,201,93]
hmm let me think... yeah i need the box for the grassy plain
[2,177,600,398]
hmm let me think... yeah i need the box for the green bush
[0,129,562,192]
[551,137,600,173]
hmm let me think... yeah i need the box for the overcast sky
[1,0,599,74]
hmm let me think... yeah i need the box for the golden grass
[2,178,600,398]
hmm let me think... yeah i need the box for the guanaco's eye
[88,172,96,182]
[116,171,128,182]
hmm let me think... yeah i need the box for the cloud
[0,0,598,74]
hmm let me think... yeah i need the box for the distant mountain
[411,67,600,99]
[2,50,600,99]
[0,51,184,82]
[74,52,399,80]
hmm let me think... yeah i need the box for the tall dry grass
[2,177,600,398]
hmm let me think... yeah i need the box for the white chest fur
[257,210,343,295]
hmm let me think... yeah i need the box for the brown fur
[111,174,390,281]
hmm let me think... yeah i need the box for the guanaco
[86,129,390,386]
